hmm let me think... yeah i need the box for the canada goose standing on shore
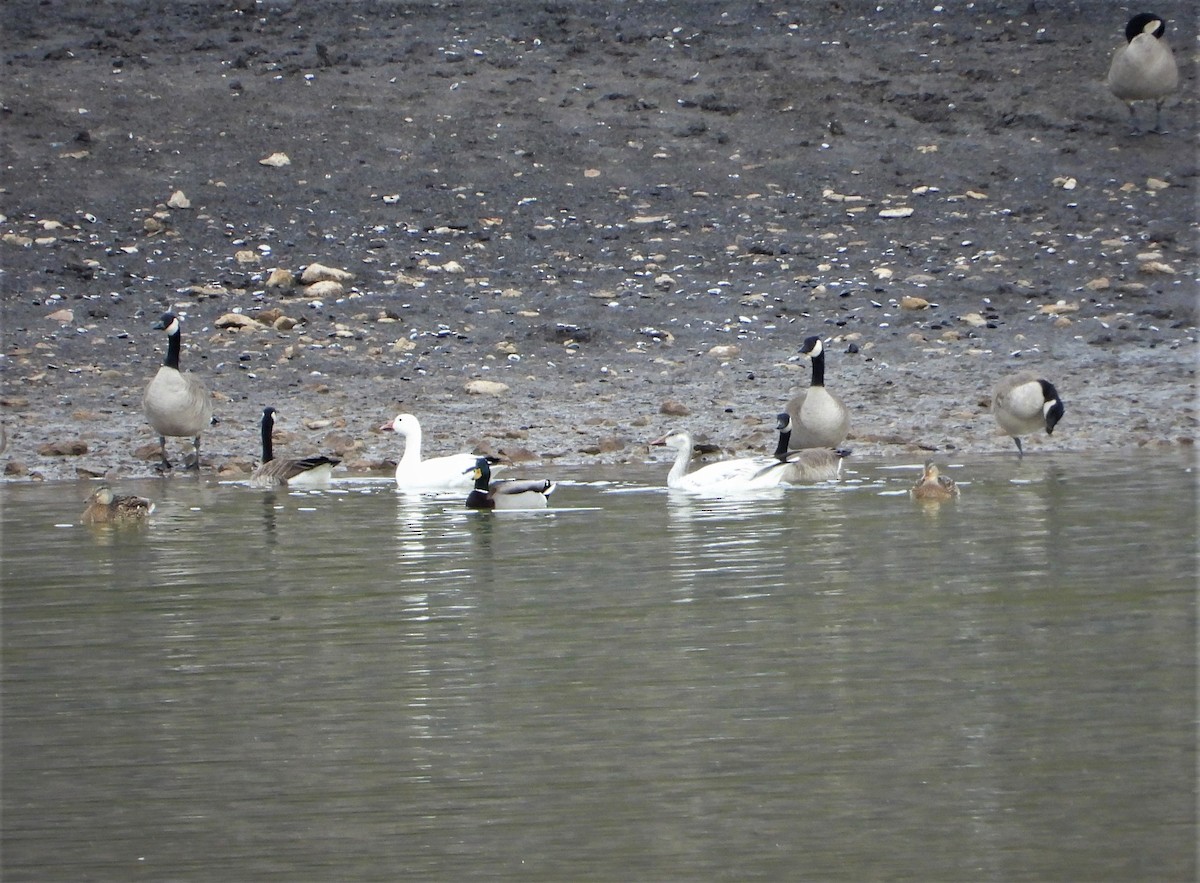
[465,457,555,509]
[771,412,848,482]
[143,312,214,469]
[81,485,155,523]
[785,335,849,449]
[910,461,959,503]
[991,372,1065,455]
[249,407,341,488]
[1107,12,1178,134]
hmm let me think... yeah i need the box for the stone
[37,439,88,456]
[266,268,296,289]
[300,262,354,284]
[305,280,344,298]
[660,400,690,417]
[464,379,510,396]
[167,190,191,209]
[259,152,291,167]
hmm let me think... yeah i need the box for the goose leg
[1126,103,1142,136]
[157,435,173,470]
[186,435,202,470]
[1151,99,1168,135]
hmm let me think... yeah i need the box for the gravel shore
[1,0,1195,482]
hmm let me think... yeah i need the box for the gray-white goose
[991,372,1065,455]
[142,311,214,469]
[771,413,848,482]
[1107,12,1178,134]
[785,335,849,449]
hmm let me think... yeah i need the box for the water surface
[2,453,1195,881]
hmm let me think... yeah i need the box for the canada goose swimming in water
[81,485,155,523]
[381,413,500,491]
[785,336,850,449]
[771,412,848,482]
[249,407,341,489]
[1107,12,1178,134]
[910,461,959,503]
[465,457,555,509]
[143,312,214,469]
[651,431,790,493]
[992,372,1065,455]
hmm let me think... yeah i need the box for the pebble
[259,152,291,167]
[167,190,191,209]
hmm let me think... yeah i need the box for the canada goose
[785,335,850,449]
[465,457,555,510]
[771,413,848,482]
[651,431,789,493]
[910,461,959,503]
[1107,12,1178,134]
[381,413,501,490]
[249,407,340,488]
[143,311,214,469]
[81,485,155,523]
[991,372,1065,455]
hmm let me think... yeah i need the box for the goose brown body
[249,407,340,488]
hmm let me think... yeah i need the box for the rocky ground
[1,0,1195,482]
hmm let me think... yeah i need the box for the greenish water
[2,453,1195,881]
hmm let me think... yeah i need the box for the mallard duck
[771,413,848,482]
[910,461,959,502]
[465,457,555,509]
[991,372,1065,455]
[142,311,214,469]
[1106,12,1178,134]
[651,431,789,493]
[785,335,849,449]
[382,413,500,490]
[81,485,155,523]
[249,407,340,488]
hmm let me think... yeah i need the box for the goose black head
[798,335,823,358]
[1125,12,1166,42]
[153,311,180,334]
[1038,380,1065,434]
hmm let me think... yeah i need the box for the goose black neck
[773,428,792,461]
[163,329,182,370]
[261,412,275,463]
[809,348,826,387]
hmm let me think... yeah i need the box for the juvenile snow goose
[1107,12,1178,134]
[771,413,848,482]
[381,413,501,490]
[785,335,849,449]
[910,461,959,503]
[651,431,789,493]
[143,311,214,469]
[82,485,155,524]
[250,407,341,489]
[465,457,555,510]
[991,372,1065,455]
